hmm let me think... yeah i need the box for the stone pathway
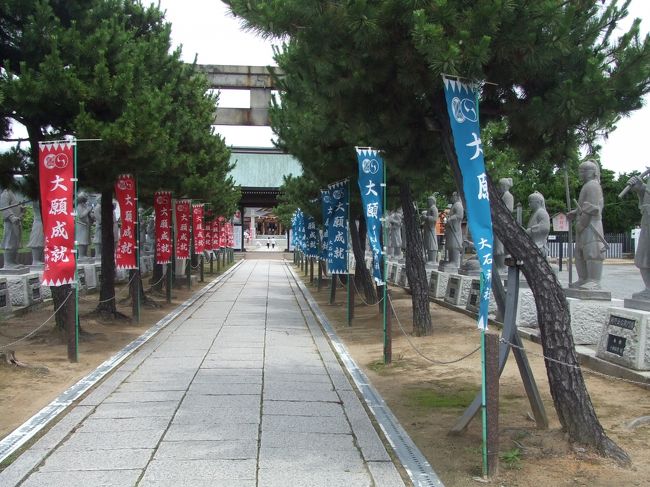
[0,260,407,487]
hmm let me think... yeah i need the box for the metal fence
[547,232,633,259]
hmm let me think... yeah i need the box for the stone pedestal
[77,267,87,292]
[175,258,186,276]
[517,291,622,344]
[624,297,650,312]
[596,307,650,370]
[82,264,98,291]
[564,287,611,301]
[115,268,128,283]
[428,270,449,299]
[397,266,408,288]
[465,278,497,315]
[0,278,11,315]
[438,260,458,274]
[387,262,398,284]
[6,273,43,307]
[444,274,472,306]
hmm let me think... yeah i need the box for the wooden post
[130,269,140,324]
[166,263,172,304]
[384,288,392,364]
[329,273,337,304]
[317,260,323,290]
[347,275,355,325]
[199,254,204,282]
[486,331,500,478]
[210,252,214,274]
[309,258,314,283]
[186,258,191,289]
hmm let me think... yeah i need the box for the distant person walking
[266,237,270,250]
[271,237,276,249]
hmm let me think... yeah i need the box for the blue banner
[442,76,494,330]
[305,214,319,258]
[328,180,349,274]
[320,189,333,262]
[356,148,384,284]
[291,209,306,252]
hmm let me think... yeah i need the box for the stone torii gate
[195,64,282,126]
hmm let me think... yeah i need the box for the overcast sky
[158,0,650,176]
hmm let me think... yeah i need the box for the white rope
[388,294,481,365]
[0,291,74,350]
[501,338,650,388]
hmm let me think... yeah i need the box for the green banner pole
[73,140,79,363]
[481,329,488,477]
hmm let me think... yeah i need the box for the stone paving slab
[4,261,410,487]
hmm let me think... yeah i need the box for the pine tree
[226,0,650,463]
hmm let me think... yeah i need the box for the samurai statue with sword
[567,160,606,290]
[620,167,650,300]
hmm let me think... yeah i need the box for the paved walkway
[1,260,407,487]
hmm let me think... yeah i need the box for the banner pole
[383,156,389,364]
[346,180,352,326]
[135,175,140,323]
[480,329,488,477]
[73,140,79,363]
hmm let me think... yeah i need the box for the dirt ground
[305,279,650,487]
[0,272,215,441]
[1,265,649,486]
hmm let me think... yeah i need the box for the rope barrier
[388,294,481,365]
[78,271,138,303]
[0,291,74,350]
[349,276,384,306]
[501,338,650,388]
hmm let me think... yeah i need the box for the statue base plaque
[444,274,472,306]
[428,270,449,299]
[596,307,650,371]
[0,278,12,316]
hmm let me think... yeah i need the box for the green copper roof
[229,149,303,188]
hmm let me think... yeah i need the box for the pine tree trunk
[151,263,164,292]
[435,98,629,464]
[96,189,118,316]
[51,284,74,332]
[349,214,377,304]
[399,182,432,336]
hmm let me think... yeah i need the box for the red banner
[175,200,191,259]
[39,142,76,286]
[218,216,226,249]
[192,204,205,254]
[203,221,212,251]
[154,191,172,265]
[227,222,234,248]
[114,174,137,269]
[212,219,220,250]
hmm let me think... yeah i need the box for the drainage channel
[289,266,445,487]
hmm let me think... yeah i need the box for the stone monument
[0,187,27,272]
[525,191,550,257]
[494,178,514,274]
[27,202,44,267]
[566,160,609,297]
[76,192,94,261]
[387,208,403,260]
[620,172,650,310]
[92,201,102,259]
[439,192,463,273]
[423,195,439,264]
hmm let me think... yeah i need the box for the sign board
[551,212,569,232]
[606,334,626,356]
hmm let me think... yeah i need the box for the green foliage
[226,0,650,220]
[1,0,238,210]
[500,447,522,470]
[405,387,475,409]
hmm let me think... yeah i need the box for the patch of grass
[368,358,405,374]
[500,447,522,470]
[406,388,476,409]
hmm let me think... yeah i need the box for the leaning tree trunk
[349,213,377,304]
[399,182,433,336]
[96,189,119,317]
[51,284,75,332]
[435,98,629,464]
